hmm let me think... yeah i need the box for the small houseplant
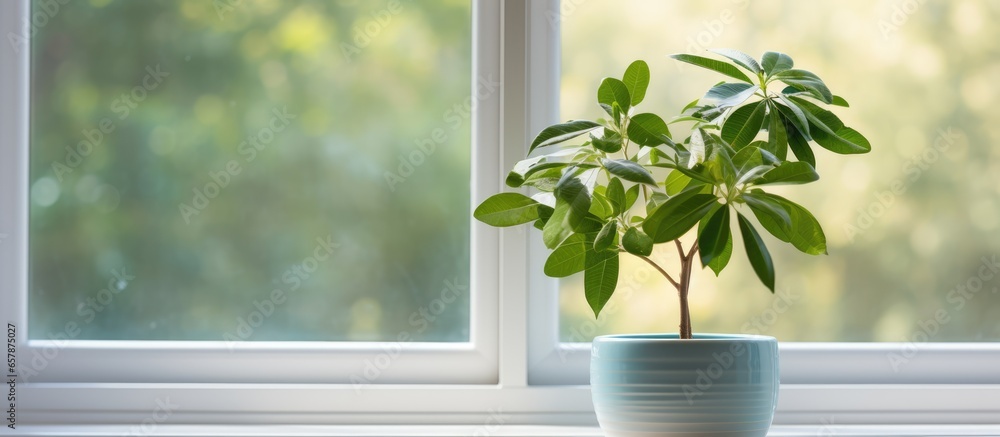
[474,49,869,436]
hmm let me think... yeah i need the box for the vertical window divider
[0,0,30,357]
[497,0,530,388]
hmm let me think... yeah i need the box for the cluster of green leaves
[474,50,870,318]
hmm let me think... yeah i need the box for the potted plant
[474,49,870,436]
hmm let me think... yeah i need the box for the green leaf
[747,191,827,255]
[782,199,827,255]
[710,48,762,74]
[622,227,653,256]
[705,130,735,154]
[522,162,584,182]
[757,161,819,185]
[789,96,871,154]
[831,95,849,107]
[474,193,542,227]
[766,101,788,160]
[741,192,792,238]
[508,147,594,187]
[598,78,631,118]
[533,219,546,231]
[667,115,710,125]
[648,146,661,165]
[721,101,766,150]
[732,145,778,178]
[505,173,525,189]
[643,189,719,243]
[624,184,640,211]
[543,233,588,277]
[573,215,605,235]
[585,249,619,317]
[590,129,623,153]
[708,229,732,275]
[772,69,833,104]
[518,162,565,182]
[554,173,592,226]
[626,113,672,147]
[505,156,544,188]
[694,104,727,122]
[669,53,753,83]
[594,221,618,251]
[542,201,573,249]
[522,167,565,192]
[648,137,686,158]
[830,127,871,153]
[697,205,735,276]
[704,82,753,101]
[698,205,732,274]
[573,209,604,234]
[606,177,625,216]
[731,146,762,174]
[773,94,811,138]
[532,203,554,230]
[786,121,816,167]
[651,160,717,185]
[760,51,794,77]
[736,165,774,186]
[529,120,602,154]
[622,60,650,106]
[687,128,707,167]
[704,146,737,187]
[704,83,759,108]
[601,158,657,185]
[682,98,701,113]
[780,85,805,96]
[737,213,775,292]
[664,170,692,196]
[646,191,671,214]
[787,96,843,129]
[589,190,614,219]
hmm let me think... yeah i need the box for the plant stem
[635,254,680,289]
[678,255,693,339]
[677,241,699,339]
[633,240,698,339]
[686,240,700,260]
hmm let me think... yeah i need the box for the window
[555,0,1000,344]
[5,0,497,386]
[528,0,1000,387]
[2,0,999,429]
[29,0,473,343]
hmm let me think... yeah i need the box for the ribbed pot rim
[593,333,776,342]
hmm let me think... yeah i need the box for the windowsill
[8,425,1000,437]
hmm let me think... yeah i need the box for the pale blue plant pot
[591,334,779,437]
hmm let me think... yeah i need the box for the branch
[633,253,680,289]
[686,240,699,261]
[674,240,685,260]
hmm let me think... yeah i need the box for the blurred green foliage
[559,0,1000,342]
[29,0,472,341]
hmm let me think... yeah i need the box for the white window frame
[1,0,999,430]
[525,1,1000,388]
[0,0,500,384]
[1,0,497,387]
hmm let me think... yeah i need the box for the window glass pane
[29,0,472,341]
[559,0,1000,341]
